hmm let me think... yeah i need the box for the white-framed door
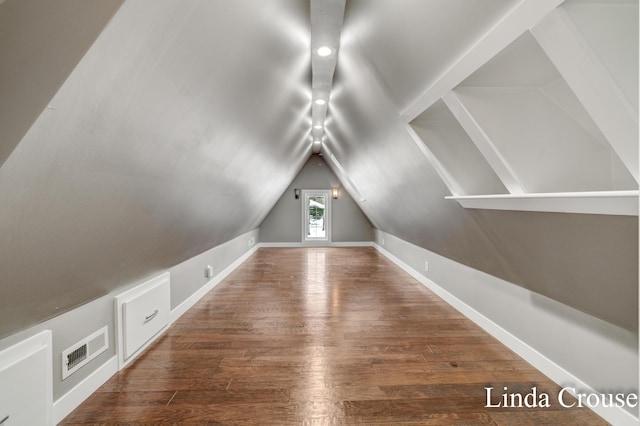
[301,190,331,243]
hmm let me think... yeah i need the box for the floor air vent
[61,326,108,380]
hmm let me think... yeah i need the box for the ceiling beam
[310,0,346,153]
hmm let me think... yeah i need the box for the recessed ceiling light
[314,125,323,129]
[316,46,333,57]
[314,99,327,106]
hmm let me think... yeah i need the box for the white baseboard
[49,240,636,426]
[53,355,118,424]
[258,241,373,248]
[373,243,639,426]
[170,244,259,323]
[256,242,303,247]
[52,242,260,424]
[330,241,373,247]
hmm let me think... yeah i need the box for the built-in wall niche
[409,99,507,196]
[440,21,638,216]
[452,31,635,194]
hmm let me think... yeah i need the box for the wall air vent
[66,344,87,370]
[61,326,108,380]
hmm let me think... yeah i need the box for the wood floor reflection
[61,247,607,425]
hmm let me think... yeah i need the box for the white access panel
[0,330,53,426]
[116,272,170,368]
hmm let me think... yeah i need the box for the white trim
[443,91,525,194]
[61,326,109,380]
[259,242,306,247]
[53,356,118,424]
[328,241,373,247]
[326,149,366,202]
[170,244,259,323]
[258,242,373,248]
[373,242,639,426]
[531,7,638,182]
[322,145,380,228]
[401,0,564,122]
[406,124,462,196]
[302,189,332,244]
[446,190,639,216]
[115,272,171,370]
[0,330,53,425]
[52,241,260,422]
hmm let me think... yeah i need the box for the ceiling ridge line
[309,0,346,153]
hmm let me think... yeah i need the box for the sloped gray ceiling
[340,0,517,111]
[0,0,124,167]
[324,0,637,330]
[0,0,637,339]
[0,0,312,338]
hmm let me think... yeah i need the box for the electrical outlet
[424,260,429,272]
[382,238,385,245]
[248,237,255,247]
[205,265,214,278]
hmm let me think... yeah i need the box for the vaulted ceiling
[0,0,637,337]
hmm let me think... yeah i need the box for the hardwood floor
[61,247,608,425]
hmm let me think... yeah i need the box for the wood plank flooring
[61,247,608,425]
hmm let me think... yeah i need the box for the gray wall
[0,229,259,401]
[374,229,638,419]
[169,229,259,311]
[0,0,312,339]
[260,154,373,243]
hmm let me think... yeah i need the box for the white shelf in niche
[451,30,636,194]
[446,190,638,216]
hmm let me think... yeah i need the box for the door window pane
[304,192,329,241]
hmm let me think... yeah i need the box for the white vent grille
[66,345,87,370]
[61,326,108,380]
